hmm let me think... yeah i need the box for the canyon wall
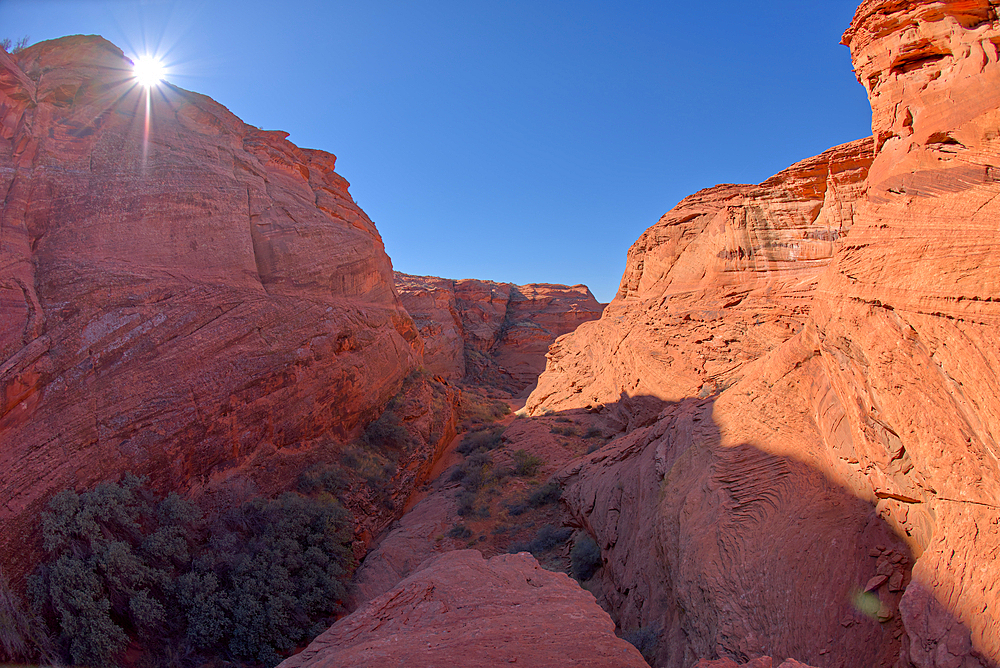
[0,37,424,582]
[395,272,604,394]
[527,1,1000,666]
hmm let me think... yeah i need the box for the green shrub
[512,450,543,477]
[570,534,602,581]
[361,409,410,458]
[456,427,505,455]
[29,475,354,668]
[0,566,55,665]
[507,524,572,556]
[459,392,510,426]
[447,524,472,539]
[527,482,561,507]
[296,464,348,496]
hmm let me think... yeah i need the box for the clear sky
[0,0,872,302]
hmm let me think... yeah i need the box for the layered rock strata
[395,273,604,394]
[279,550,650,668]
[526,1,1000,666]
[0,37,421,581]
[526,138,873,414]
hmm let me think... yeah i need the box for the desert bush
[622,625,660,664]
[549,425,575,436]
[296,464,348,496]
[29,475,354,668]
[507,524,572,556]
[0,36,30,53]
[459,391,510,426]
[203,493,353,665]
[512,450,543,477]
[503,481,561,517]
[0,566,56,664]
[570,534,602,581]
[456,426,505,455]
[360,408,410,458]
[584,427,602,439]
[526,482,561,507]
[447,524,472,539]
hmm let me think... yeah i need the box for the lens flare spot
[133,56,166,87]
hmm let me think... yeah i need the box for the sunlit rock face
[526,138,873,415]
[526,2,1000,666]
[826,1,1000,664]
[277,550,651,668]
[395,273,604,394]
[0,36,421,580]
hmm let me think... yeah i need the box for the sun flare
[133,55,166,87]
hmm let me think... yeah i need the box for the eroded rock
[395,273,604,394]
[279,550,650,668]
[0,36,422,581]
[524,2,1000,666]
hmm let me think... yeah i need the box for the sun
[133,55,166,88]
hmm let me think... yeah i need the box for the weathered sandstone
[526,2,1000,667]
[526,138,872,414]
[395,273,604,394]
[0,37,422,581]
[279,550,650,668]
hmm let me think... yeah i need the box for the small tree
[0,36,31,53]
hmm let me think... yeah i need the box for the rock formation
[278,550,650,668]
[0,36,424,582]
[526,2,1000,667]
[395,273,604,394]
[526,138,873,415]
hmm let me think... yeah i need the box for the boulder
[279,550,650,668]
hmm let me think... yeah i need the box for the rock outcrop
[0,37,422,582]
[526,138,873,414]
[395,273,604,394]
[279,550,650,668]
[526,2,1000,667]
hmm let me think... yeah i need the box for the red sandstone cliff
[525,1,1000,667]
[395,272,604,394]
[0,37,425,582]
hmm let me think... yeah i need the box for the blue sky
[0,0,872,302]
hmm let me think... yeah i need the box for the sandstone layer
[526,2,1000,667]
[0,37,422,582]
[395,273,603,394]
[279,550,650,668]
[526,138,873,415]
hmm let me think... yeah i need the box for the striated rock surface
[395,273,604,394]
[526,2,1000,667]
[0,37,422,581]
[824,2,1000,664]
[279,550,650,668]
[526,138,872,414]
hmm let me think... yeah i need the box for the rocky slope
[0,36,425,582]
[525,1,1000,667]
[395,273,604,394]
[279,550,650,668]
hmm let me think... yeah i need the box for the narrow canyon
[1,1,998,667]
